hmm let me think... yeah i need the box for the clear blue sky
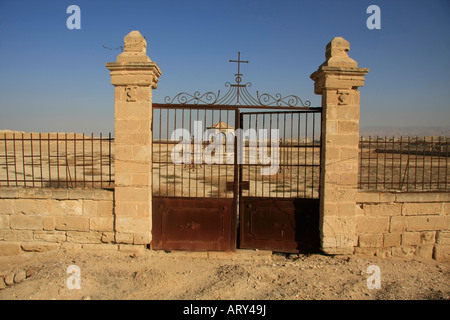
[0,0,449,134]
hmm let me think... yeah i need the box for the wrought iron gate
[151,52,321,252]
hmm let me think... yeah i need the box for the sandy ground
[0,248,448,301]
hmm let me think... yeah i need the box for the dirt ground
[0,248,448,301]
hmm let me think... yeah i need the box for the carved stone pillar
[106,31,161,246]
[310,37,369,254]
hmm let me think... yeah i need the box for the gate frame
[107,31,368,255]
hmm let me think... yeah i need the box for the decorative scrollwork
[257,92,311,108]
[163,91,220,105]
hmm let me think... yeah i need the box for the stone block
[419,231,436,244]
[10,215,43,230]
[436,231,450,244]
[376,247,392,258]
[433,244,450,262]
[390,216,407,232]
[115,232,134,244]
[0,199,14,214]
[93,190,114,201]
[405,216,449,231]
[383,233,401,247]
[358,234,383,247]
[33,231,66,243]
[0,188,19,199]
[0,215,10,229]
[97,201,114,217]
[353,247,376,257]
[402,203,442,216]
[55,216,89,231]
[0,230,33,242]
[68,189,95,200]
[133,232,151,245]
[364,203,402,216]
[396,192,440,203]
[42,216,55,230]
[0,242,22,256]
[90,217,114,232]
[15,199,51,215]
[116,217,150,234]
[66,231,102,244]
[356,216,389,233]
[402,232,421,246]
[51,189,69,200]
[52,200,83,216]
[356,192,379,203]
[20,242,60,252]
[391,246,415,258]
[414,245,434,260]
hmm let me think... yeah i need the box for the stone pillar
[310,37,369,254]
[106,31,161,245]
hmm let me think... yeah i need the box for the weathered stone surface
[20,242,60,252]
[0,242,22,256]
[433,244,450,262]
[13,270,26,283]
[4,273,15,286]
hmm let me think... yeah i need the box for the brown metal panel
[152,197,235,251]
[239,197,320,253]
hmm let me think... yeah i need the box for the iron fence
[0,132,114,189]
[358,136,449,191]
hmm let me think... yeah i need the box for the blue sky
[0,0,449,134]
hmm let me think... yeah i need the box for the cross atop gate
[229,52,248,84]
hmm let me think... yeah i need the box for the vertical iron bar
[399,136,403,190]
[415,136,418,190]
[312,113,315,198]
[22,133,26,187]
[437,136,441,189]
[74,133,77,188]
[430,136,433,189]
[181,109,184,196]
[297,113,301,197]
[304,113,308,198]
[4,134,9,187]
[391,137,395,190]
[82,134,86,188]
[188,109,191,197]
[65,133,69,188]
[13,133,18,186]
[422,136,425,190]
[375,137,379,191]
[91,133,94,188]
[109,132,112,187]
[30,133,35,187]
[57,133,60,188]
[367,136,371,190]
[167,110,170,196]
[174,110,177,197]
[48,134,51,188]
[100,133,103,189]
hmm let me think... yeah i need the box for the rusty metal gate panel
[239,198,320,253]
[152,198,235,251]
[151,107,238,251]
[238,111,321,253]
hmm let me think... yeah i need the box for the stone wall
[355,191,450,261]
[0,187,121,256]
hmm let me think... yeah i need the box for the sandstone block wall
[355,191,450,261]
[0,187,120,256]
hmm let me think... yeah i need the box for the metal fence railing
[0,132,114,189]
[358,136,449,191]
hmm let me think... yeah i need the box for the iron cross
[229,52,248,83]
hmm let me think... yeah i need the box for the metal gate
[151,52,321,252]
[238,111,321,253]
